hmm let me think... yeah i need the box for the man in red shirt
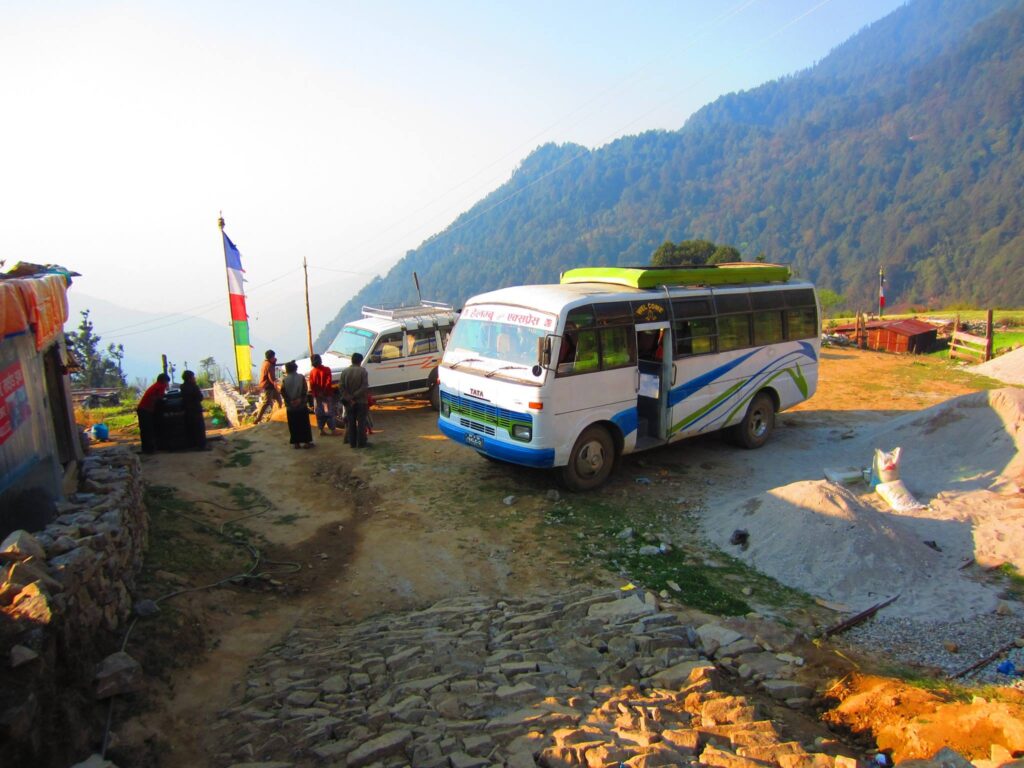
[253,349,283,424]
[136,373,170,454]
[308,353,337,436]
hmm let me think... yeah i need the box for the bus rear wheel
[561,425,615,491]
[733,392,775,449]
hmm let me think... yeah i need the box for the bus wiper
[449,357,484,369]
[485,364,528,378]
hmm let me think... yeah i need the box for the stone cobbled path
[211,587,866,768]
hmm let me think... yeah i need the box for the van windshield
[330,326,375,358]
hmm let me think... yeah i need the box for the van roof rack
[560,263,791,289]
[361,300,455,320]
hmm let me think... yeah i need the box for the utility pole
[304,257,313,358]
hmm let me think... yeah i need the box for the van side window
[370,331,405,362]
[408,327,438,355]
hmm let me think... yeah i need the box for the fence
[949,310,994,363]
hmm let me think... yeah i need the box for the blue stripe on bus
[438,418,555,468]
[611,406,639,438]
[669,343,817,408]
[671,345,819,433]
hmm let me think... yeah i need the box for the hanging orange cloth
[0,281,31,340]
[11,274,69,350]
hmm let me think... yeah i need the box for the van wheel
[561,426,615,491]
[732,392,775,449]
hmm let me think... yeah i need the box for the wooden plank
[951,330,988,346]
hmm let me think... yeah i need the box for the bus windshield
[447,319,547,368]
[330,325,375,358]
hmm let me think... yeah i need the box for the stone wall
[0,446,147,767]
[213,380,253,427]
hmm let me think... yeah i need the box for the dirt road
[108,348,1014,765]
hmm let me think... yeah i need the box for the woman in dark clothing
[280,360,314,449]
[179,370,207,450]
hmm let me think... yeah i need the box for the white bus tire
[561,425,615,491]
[733,392,775,449]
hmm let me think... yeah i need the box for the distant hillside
[316,0,1024,350]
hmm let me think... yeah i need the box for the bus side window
[717,314,751,352]
[600,326,635,369]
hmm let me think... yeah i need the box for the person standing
[308,354,337,436]
[340,352,369,448]
[179,370,207,450]
[136,373,170,454]
[280,360,314,449]
[253,349,283,424]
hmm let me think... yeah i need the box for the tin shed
[832,318,938,354]
[0,270,83,536]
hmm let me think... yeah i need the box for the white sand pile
[969,345,1024,386]
[700,388,1024,620]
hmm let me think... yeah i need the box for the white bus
[437,264,819,490]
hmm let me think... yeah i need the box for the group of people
[135,369,208,454]
[134,348,371,455]
[253,349,370,449]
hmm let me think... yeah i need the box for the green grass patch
[79,403,139,431]
[997,563,1024,600]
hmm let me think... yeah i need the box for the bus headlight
[511,424,532,442]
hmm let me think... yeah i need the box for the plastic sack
[876,479,925,512]
[91,423,109,441]
[870,447,902,488]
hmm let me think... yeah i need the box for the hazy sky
[1,0,906,357]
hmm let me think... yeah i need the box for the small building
[832,317,939,354]
[0,266,83,536]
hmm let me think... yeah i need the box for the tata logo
[469,388,484,398]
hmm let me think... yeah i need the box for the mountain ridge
[315,0,1024,351]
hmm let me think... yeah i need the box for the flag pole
[304,257,314,358]
[219,213,241,390]
[878,266,885,318]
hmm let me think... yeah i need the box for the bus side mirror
[539,336,552,368]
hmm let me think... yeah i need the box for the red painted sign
[0,362,28,447]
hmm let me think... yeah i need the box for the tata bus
[436,264,819,490]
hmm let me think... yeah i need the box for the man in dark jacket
[179,370,207,450]
[340,353,369,448]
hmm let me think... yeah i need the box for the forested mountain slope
[316,0,1024,350]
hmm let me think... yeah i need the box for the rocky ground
[209,587,854,768]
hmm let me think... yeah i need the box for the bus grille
[461,418,495,436]
[442,392,532,434]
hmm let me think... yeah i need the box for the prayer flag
[222,229,253,384]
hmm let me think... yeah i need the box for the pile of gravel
[842,612,1024,682]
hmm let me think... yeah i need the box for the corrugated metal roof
[832,318,938,336]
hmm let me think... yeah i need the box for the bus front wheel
[733,392,775,449]
[562,426,615,491]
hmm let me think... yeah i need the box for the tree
[197,356,221,388]
[817,289,845,318]
[65,310,127,388]
[651,239,743,266]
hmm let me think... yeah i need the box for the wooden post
[304,257,313,358]
[162,354,168,375]
[985,309,994,362]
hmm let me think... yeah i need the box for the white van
[298,301,458,409]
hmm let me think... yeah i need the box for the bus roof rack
[361,300,456,320]
[560,263,791,289]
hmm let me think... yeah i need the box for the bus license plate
[465,433,484,448]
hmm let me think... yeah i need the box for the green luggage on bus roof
[560,263,791,289]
